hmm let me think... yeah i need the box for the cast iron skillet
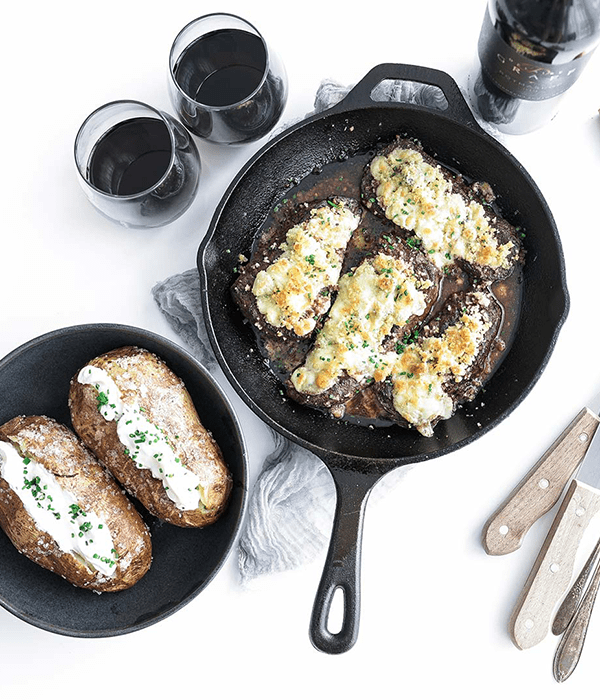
[0,324,247,636]
[198,64,569,654]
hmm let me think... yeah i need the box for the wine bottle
[469,0,600,134]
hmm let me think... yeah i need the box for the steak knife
[509,417,600,650]
[483,404,600,556]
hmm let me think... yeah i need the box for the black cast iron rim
[197,63,569,470]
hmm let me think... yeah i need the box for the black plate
[0,324,247,637]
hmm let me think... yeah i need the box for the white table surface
[1,0,600,696]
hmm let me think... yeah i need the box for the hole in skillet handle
[328,62,485,134]
[327,586,345,634]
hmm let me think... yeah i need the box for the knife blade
[483,404,600,556]
[510,414,600,650]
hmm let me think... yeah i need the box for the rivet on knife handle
[509,479,600,650]
[482,408,599,556]
[553,550,600,682]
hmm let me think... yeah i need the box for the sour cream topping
[0,440,117,576]
[78,366,204,511]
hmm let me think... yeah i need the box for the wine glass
[74,100,201,228]
[168,13,288,144]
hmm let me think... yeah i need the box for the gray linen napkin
[152,77,473,583]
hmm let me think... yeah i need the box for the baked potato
[0,415,152,592]
[69,346,232,527]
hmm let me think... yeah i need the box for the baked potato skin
[0,415,152,592]
[69,346,232,527]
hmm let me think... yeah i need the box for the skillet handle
[332,63,483,132]
[309,466,377,654]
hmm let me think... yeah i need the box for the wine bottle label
[478,7,595,100]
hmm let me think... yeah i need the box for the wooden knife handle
[509,479,600,650]
[483,408,599,556]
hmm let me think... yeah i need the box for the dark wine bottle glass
[469,0,600,134]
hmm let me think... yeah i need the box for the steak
[361,138,523,282]
[286,233,441,416]
[376,289,503,436]
[231,196,362,372]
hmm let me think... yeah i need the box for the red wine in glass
[169,15,288,144]
[88,117,173,196]
[75,101,200,229]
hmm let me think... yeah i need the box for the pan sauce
[239,144,523,428]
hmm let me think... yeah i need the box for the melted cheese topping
[291,252,433,395]
[390,292,493,436]
[252,202,361,336]
[370,147,514,271]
